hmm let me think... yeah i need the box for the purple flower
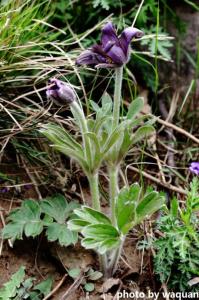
[189,162,199,175]
[76,22,144,68]
[0,187,8,193]
[24,184,32,190]
[47,78,76,105]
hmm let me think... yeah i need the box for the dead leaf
[187,277,199,286]
[100,278,120,293]
[100,294,113,300]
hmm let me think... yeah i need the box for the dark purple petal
[101,22,119,48]
[76,22,143,68]
[76,49,105,65]
[91,45,110,63]
[103,41,116,53]
[106,44,126,65]
[47,78,76,105]
[189,162,199,175]
[119,27,144,55]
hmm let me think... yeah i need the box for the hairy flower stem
[88,172,101,211]
[70,101,92,168]
[70,101,101,210]
[88,172,108,274]
[99,254,109,278]
[108,238,124,276]
[112,66,123,131]
[108,166,119,226]
[109,67,123,225]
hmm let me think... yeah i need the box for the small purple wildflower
[46,78,76,105]
[76,22,144,68]
[189,162,199,175]
[24,184,32,190]
[0,187,8,193]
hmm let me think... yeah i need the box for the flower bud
[46,78,76,105]
[189,162,199,176]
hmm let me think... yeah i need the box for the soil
[0,184,156,300]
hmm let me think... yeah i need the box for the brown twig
[43,274,68,300]
[154,116,199,145]
[128,166,187,195]
[159,96,177,169]
[162,282,171,300]
[60,272,84,300]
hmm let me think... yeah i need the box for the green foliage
[84,282,95,292]
[2,195,78,247]
[115,184,165,234]
[0,266,53,300]
[67,267,102,293]
[41,95,154,174]
[0,267,53,300]
[141,26,173,60]
[154,178,199,291]
[68,185,164,255]
[0,0,55,73]
[0,266,25,300]
[92,0,110,10]
[31,277,53,299]
[2,200,43,241]
[68,206,120,255]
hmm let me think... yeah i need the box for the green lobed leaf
[46,223,78,246]
[101,92,112,108]
[170,197,179,218]
[0,266,25,300]
[15,277,35,300]
[81,238,101,249]
[115,183,141,234]
[87,270,103,281]
[53,145,88,172]
[2,200,43,240]
[90,100,100,112]
[127,97,144,120]
[97,238,120,254]
[84,282,95,292]
[33,277,53,297]
[136,191,165,224]
[2,223,24,241]
[85,132,102,168]
[93,115,111,134]
[81,237,120,255]
[117,129,132,162]
[102,128,124,154]
[132,125,155,144]
[74,206,111,225]
[67,219,90,231]
[68,268,81,279]
[82,224,119,240]
[40,123,82,152]
[40,194,78,224]
[2,196,78,248]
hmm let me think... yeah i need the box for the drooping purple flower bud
[189,162,199,176]
[47,78,76,105]
[76,22,144,68]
